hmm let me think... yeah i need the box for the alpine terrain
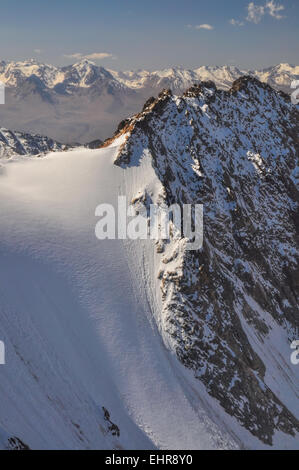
[0,59,298,143]
[0,76,298,450]
[0,128,66,159]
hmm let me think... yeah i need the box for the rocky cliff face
[110,77,299,445]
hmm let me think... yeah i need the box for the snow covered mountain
[0,59,141,144]
[110,65,246,92]
[252,63,299,94]
[2,59,297,93]
[0,136,237,451]
[0,59,124,91]
[0,60,298,143]
[111,77,299,446]
[0,128,67,159]
[0,76,298,449]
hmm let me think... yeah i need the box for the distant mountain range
[0,60,298,143]
[0,127,101,160]
[0,127,67,159]
[111,62,299,94]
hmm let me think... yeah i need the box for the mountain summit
[108,76,299,445]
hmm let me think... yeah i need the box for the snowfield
[0,131,298,449]
[0,146,240,450]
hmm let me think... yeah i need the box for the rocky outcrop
[6,436,30,450]
[85,138,103,149]
[0,128,67,158]
[102,407,120,438]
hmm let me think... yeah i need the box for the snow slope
[0,145,239,450]
[0,77,298,449]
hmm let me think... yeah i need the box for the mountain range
[0,75,298,449]
[0,128,67,159]
[0,60,298,143]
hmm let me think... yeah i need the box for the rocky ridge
[108,76,299,445]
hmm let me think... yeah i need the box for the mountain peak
[72,58,96,68]
[230,75,271,93]
[108,79,299,445]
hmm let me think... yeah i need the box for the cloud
[85,52,114,60]
[63,52,114,61]
[229,19,244,26]
[34,49,42,54]
[266,0,285,19]
[190,24,214,30]
[246,1,285,24]
[246,2,265,23]
[64,53,84,60]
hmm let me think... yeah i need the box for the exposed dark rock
[112,78,299,445]
[0,128,67,158]
[6,436,30,450]
[86,138,103,149]
[102,407,120,437]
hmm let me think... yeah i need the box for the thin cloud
[196,24,214,30]
[63,52,114,61]
[230,19,244,26]
[85,52,114,60]
[34,49,42,54]
[246,1,285,24]
[266,0,285,19]
[246,2,265,23]
[187,23,214,30]
[64,53,84,60]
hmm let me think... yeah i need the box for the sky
[0,0,298,70]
